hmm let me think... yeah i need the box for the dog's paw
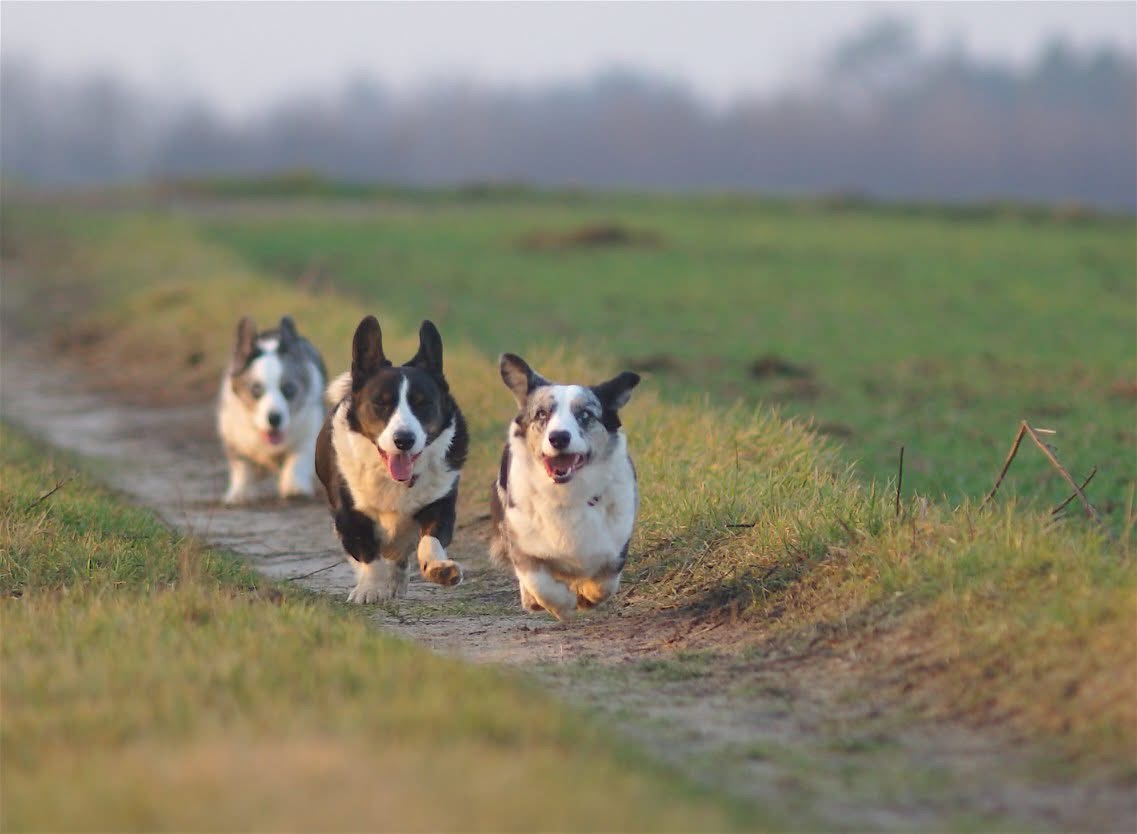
[223,488,252,506]
[346,582,398,604]
[519,585,545,612]
[422,559,463,587]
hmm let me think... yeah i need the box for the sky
[3,1,1135,117]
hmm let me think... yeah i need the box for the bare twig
[983,422,1028,506]
[895,445,905,517]
[25,477,73,511]
[287,561,340,582]
[984,421,1110,536]
[1022,423,1106,530]
[1051,466,1097,516]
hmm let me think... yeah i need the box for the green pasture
[3,196,1134,769]
[197,187,1136,511]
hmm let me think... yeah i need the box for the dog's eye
[534,408,548,422]
[578,411,594,425]
[249,383,265,399]
[281,383,297,399]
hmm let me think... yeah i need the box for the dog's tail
[325,371,352,409]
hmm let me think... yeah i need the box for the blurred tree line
[2,20,1134,209]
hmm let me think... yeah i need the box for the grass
[0,425,760,832]
[193,186,1136,510]
[3,194,1135,770]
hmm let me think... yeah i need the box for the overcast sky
[4,1,1134,116]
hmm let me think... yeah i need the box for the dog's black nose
[548,430,571,450]
[393,431,416,451]
[267,411,283,429]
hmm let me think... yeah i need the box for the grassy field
[2,188,1135,797]
[195,184,1136,510]
[0,425,760,832]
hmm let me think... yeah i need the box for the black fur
[316,317,467,570]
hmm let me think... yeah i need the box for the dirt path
[3,337,1132,832]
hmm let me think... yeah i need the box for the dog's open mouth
[379,449,421,483]
[263,430,284,446]
[543,453,586,484]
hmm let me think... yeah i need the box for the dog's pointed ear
[592,371,640,412]
[351,315,390,389]
[408,320,443,375]
[231,316,258,373]
[500,353,548,408]
[277,315,299,350]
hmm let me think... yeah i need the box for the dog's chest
[505,454,635,569]
[333,409,456,525]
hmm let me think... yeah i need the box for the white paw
[346,582,394,604]
[223,486,251,505]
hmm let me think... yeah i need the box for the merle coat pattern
[217,315,327,504]
[316,316,468,603]
[490,353,640,621]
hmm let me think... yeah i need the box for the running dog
[490,353,640,620]
[218,315,326,504]
[316,316,468,603]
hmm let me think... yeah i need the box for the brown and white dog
[217,315,327,504]
[316,316,468,603]
[490,354,640,620]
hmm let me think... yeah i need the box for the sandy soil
[2,326,1132,832]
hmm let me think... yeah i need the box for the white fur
[377,377,427,456]
[542,385,591,457]
[217,349,324,504]
[500,424,637,620]
[330,399,460,601]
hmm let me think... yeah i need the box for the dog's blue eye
[534,409,548,422]
[281,383,297,399]
[578,412,593,425]
[250,383,264,398]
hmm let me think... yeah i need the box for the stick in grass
[25,477,73,511]
[1022,423,1107,530]
[1051,466,1097,516]
[895,445,905,517]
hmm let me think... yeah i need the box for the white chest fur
[331,404,457,539]
[503,432,636,574]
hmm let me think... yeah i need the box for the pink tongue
[387,453,415,482]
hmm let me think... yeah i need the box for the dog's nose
[548,430,571,450]
[393,431,416,451]
[267,411,283,429]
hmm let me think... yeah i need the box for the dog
[217,315,327,504]
[489,353,640,621]
[316,315,468,603]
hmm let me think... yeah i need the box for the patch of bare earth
[2,268,1132,833]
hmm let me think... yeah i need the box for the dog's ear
[231,316,258,372]
[351,315,390,389]
[500,353,548,408]
[277,315,299,350]
[592,371,641,412]
[408,320,443,376]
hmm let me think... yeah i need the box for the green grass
[3,196,1135,769]
[194,189,1136,510]
[0,425,761,832]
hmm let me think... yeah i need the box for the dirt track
[3,328,1133,832]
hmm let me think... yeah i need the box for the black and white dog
[490,354,640,621]
[316,316,468,603]
[217,315,327,504]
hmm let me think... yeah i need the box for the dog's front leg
[223,455,256,505]
[413,485,463,587]
[279,440,317,499]
[514,562,576,622]
[335,508,393,604]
